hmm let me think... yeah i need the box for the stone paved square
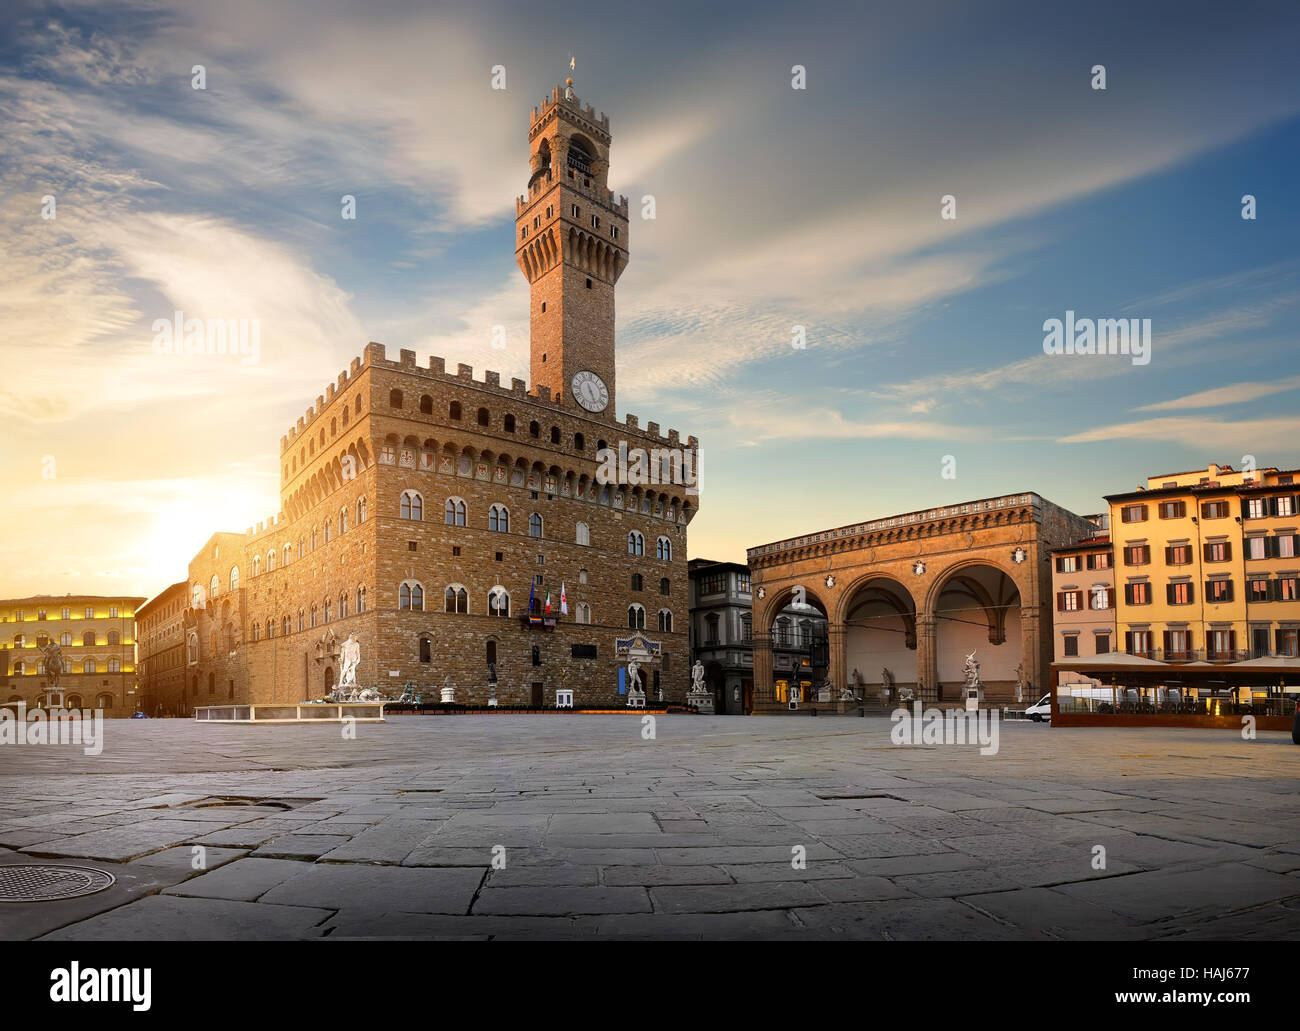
[1,715,1298,940]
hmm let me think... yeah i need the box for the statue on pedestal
[339,633,360,689]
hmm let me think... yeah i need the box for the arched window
[628,531,644,556]
[550,426,561,444]
[399,581,424,611]
[266,550,275,571]
[357,586,367,613]
[210,574,220,598]
[529,420,540,438]
[419,637,432,663]
[340,507,348,534]
[108,658,121,673]
[230,566,240,590]
[477,407,489,427]
[107,630,120,646]
[489,504,510,532]
[658,609,673,633]
[282,616,290,636]
[631,573,643,591]
[574,433,584,451]
[83,631,95,647]
[444,585,468,614]
[60,632,71,646]
[657,537,672,561]
[323,520,331,544]
[283,543,292,565]
[97,692,114,709]
[82,659,95,673]
[659,577,670,596]
[252,555,260,576]
[357,496,367,523]
[450,400,462,420]
[13,661,23,675]
[504,414,516,433]
[266,619,274,639]
[419,394,433,414]
[529,513,543,538]
[486,640,497,666]
[628,604,646,629]
[445,497,467,526]
[311,526,318,550]
[339,592,348,618]
[575,602,591,624]
[400,490,423,520]
[323,599,331,623]
[488,587,510,617]
[532,645,541,666]
[390,389,403,408]
[297,609,305,632]
[575,521,590,546]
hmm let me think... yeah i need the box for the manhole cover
[0,865,116,903]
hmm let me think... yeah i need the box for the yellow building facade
[1107,462,1300,664]
[0,594,144,714]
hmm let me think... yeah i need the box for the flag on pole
[560,582,568,615]
[528,580,537,621]
[545,587,552,614]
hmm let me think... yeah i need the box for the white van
[1025,693,1052,722]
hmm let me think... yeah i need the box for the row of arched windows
[389,392,594,452]
[389,581,673,631]
[257,587,367,641]
[394,494,671,559]
[250,497,368,578]
[11,631,121,648]
[12,658,120,674]
[626,532,672,559]
[626,604,674,632]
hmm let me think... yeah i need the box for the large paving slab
[0,715,1297,939]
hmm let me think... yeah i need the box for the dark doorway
[531,682,544,707]
[324,667,335,694]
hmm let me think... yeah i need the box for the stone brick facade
[135,580,187,715]
[180,82,699,711]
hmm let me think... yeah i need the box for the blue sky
[2,0,1299,598]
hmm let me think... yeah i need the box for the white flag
[560,581,568,615]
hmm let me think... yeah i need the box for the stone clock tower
[515,79,628,421]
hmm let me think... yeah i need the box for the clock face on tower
[571,370,609,413]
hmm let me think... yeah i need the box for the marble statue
[691,661,705,693]
[1015,662,1025,704]
[963,651,981,687]
[339,633,360,689]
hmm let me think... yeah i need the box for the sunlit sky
[3,0,1299,604]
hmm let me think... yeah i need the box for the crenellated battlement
[516,168,628,217]
[529,86,610,136]
[281,340,693,452]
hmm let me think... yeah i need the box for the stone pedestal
[687,689,714,714]
[441,685,456,704]
[627,688,646,709]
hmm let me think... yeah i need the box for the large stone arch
[838,574,921,700]
[928,560,1026,703]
